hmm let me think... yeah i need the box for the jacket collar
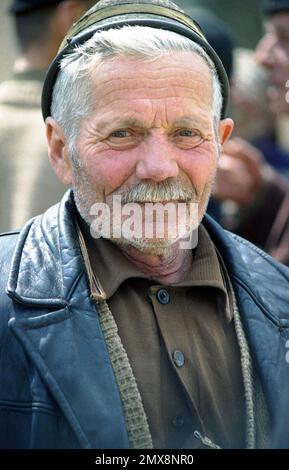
[7,191,83,307]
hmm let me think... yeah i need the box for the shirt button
[156,288,170,304]
[172,415,184,428]
[172,350,185,367]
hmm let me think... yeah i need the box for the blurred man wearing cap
[210,0,289,268]
[0,0,288,449]
[225,0,289,265]
[256,0,289,114]
[0,0,94,232]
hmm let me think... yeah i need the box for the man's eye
[110,129,130,138]
[173,129,204,147]
[178,129,197,137]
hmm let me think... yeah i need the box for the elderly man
[0,0,289,450]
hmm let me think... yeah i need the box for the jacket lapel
[7,191,129,449]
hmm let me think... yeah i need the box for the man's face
[256,13,289,113]
[51,52,232,254]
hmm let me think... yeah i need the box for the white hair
[51,25,223,157]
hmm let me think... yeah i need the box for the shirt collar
[80,219,233,322]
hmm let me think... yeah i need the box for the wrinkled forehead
[86,52,214,128]
[89,50,213,98]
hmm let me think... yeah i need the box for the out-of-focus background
[0,0,17,82]
[178,0,263,48]
[0,0,263,82]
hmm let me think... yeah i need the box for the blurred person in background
[256,0,289,115]
[0,0,94,232]
[229,45,289,178]
[188,1,289,266]
[256,0,289,157]
[229,48,275,154]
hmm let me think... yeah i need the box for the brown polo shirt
[82,222,246,449]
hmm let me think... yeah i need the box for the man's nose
[255,35,276,68]
[135,137,179,183]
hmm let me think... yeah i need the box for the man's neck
[114,242,193,285]
[76,210,194,285]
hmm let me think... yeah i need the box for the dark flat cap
[263,0,289,14]
[42,0,230,120]
[10,0,62,14]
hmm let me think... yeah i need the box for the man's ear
[46,117,73,185]
[218,118,234,147]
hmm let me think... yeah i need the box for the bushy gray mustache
[121,180,196,204]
